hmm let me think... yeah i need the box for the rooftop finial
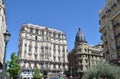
[79,28,81,31]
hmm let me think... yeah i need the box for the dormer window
[30,28,33,33]
[36,29,39,34]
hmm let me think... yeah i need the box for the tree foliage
[83,60,120,79]
[33,67,42,79]
[7,52,20,79]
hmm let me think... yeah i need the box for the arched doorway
[43,71,47,79]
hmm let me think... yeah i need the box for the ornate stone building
[68,28,104,78]
[18,24,68,79]
[99,0,120,61]
[0,0,7,72]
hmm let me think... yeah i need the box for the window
[53,33,56,38]
[78,49,81,52]
[24,43,27,47]
[29,46,32,52]
[46,37,48,41]
[36,29,39,34]
[49,32,51,36]
[80,66,83,70]
[58,34,60,38]
[54,49,56,53]
[59,65,60,68]
[41,47,44,53]
[53,45,56,52]
[21,27,25,31]
[58,50,60,55]
[23,70,26,74]
[54,57,56,61]
[45,63,48,68]
[42,31,44,35]
[58,57,60,61]
[62,46,65,52]
[35,55,37,59]
[41,63,43,68]
[30,28,33,33]
[58,45,60,53]
[35,46,38,53]
[85,49,87,52]
[62,34,65,39]
[45,47,48,53]
[53,64,56,68]
[42,36,44,41]
[28,70,30,74]
[53,45,56,49]
[29,71,33,74]
[80,60,82,63]
[35,36,37,40]
[45,55,48,60]
[24,44,27,53]
[34,63,37,68]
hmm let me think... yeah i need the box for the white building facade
[0,0,7,72]
[18,24,68,79]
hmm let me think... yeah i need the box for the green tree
[7,52,20,79]
[83,60,120,79]
[33,67,42,79]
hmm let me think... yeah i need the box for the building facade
[0,0,7,72]
[18,24,68,79]
[99,0,120,61]
[68,28,104,78]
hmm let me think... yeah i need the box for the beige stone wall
[68,42,104,74]
[99,0,120,60]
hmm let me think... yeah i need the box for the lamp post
[2,30,11,79]
[70,67,72,79]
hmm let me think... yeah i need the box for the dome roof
[75,28,87,43]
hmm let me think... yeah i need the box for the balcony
[51,68,61,72]
[53,54,56,57]
[34,52,38,55]
[41,66,51,69]
[52,61,62,64]
[44,59,51,62]
[44,53,51,56]
[40,53,44,56]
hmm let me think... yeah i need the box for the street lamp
[70,67,72,79]
[2,30,11,79]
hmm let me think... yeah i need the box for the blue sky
[4,0,105,60]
